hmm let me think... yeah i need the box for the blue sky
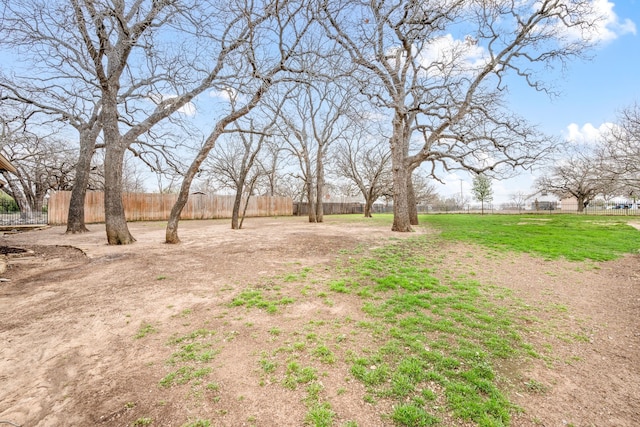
[435,0,639,205]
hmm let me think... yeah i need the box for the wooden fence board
[47,191,293,225]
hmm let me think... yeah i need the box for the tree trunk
[305,159,316,223]
[166,192,186,243]
[66,127,97,234]
[364,198,373,218]
[7,181,32,218]
[231,183,243,230]
[239,194,250,229]
[577,196,585,213]
[315,150,324,223]
[166,154,204,243]
[407,173,418,225]
[307,185,317,222]
[166,117,236,243]
[391,116,412,232]
[104,142,136,244]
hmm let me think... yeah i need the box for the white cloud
[548,0,637,43]
[177,102,196,116]
[590,0,637,42]
[563,122,613,144]
[209,87,237,102]
[417,34,488,74]
[148,93,196,116]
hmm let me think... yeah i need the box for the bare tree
[1,138,76,217]
[1,0,265,244]
[334,134,392,217]
[0,0,104,233]
[271,77,358,223]
[536,150,609,212]
[411,172,439,208]
[601,102,640,198]
[256,137,292,197]
[508,192,529,213]
[205,120,272,229]
[165,0,316,243]
[319,0,599,231]
[0,110,76,215]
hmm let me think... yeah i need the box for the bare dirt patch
[0,216,638,427]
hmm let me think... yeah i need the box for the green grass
[419,214,640,261]
[333,237,527,426]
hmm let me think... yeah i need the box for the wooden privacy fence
[47,191,293,225]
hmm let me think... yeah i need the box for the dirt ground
[0,216,638,427]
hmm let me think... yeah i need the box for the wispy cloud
[563,122,613,144]
[590,0,636,42]
[417,34,487,74]
[148,93,197,116]
[209,87,237,102]
[549,0,637,44]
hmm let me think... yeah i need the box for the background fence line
[47,191,293,225]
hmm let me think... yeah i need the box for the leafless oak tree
[204,120,273,229]
[601,102,640,198]
[269,76,358,223]
[334,133,392,217]
[319,0,599,231]
[165,0,316,243]
[536,149,609,212]
[0,115,76,216]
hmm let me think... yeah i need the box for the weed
[132,417,153,426]
[160,366,212,388]
[230,289,294,313]
[260,358,277,373]
[206,382,219,391]
[312,345,336,364]
[305,381,324,403]
[328,280,351,294]
[524,379,548,394]
[135,323,157,339]
[304,402,334,427]
[167,342,218,365]
[391,404,439,426]
[283,362,317,390]
[181,420,211,427]
[269,327,281,336]
[167,329,215,345]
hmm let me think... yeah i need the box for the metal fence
[293,202,396,215]
[0,197,48,226]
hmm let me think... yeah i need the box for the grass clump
[304,402,335,427]
[230,289,295,314]
[134,322,158,339]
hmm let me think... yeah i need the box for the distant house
[525,190,559,211]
